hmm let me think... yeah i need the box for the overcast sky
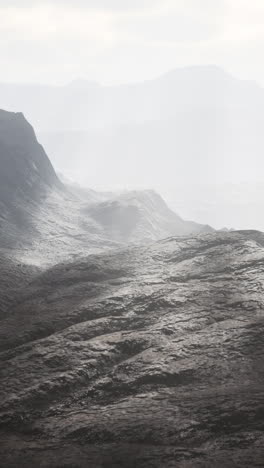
[0,0,264,85]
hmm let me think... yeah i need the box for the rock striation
[0,230,263,467]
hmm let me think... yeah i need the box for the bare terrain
[0,230,264,467]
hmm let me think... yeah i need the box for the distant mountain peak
[158,64,235,82]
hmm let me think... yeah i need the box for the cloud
[114,2,225,45]
[0,5,114,43]
[0,1,225,45]
[0,0,160,10]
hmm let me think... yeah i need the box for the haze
[1,0,264,230]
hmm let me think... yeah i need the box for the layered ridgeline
[0,230,264,467]
[0,109,211,262]
[0,66,263,190]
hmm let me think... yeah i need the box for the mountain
[0,110,59,193]
[0,109,211,261]
[1,66,264,193]
[85,190,212,242]
[0,66,262,132]
[0,230,263,467]
[0,109,61,247]
[0,109,121,258]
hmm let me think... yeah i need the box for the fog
[1,0,264,230]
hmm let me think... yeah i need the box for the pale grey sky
[0,0,264,85]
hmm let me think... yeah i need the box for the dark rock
[0,231,263,466]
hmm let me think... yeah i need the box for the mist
[1,65,264,230]
[1,1,264,229]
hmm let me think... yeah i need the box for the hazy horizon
[1,62,263,232]
[0,64,261,88]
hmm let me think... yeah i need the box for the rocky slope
[0,109,121,258]
[0,109,61,248]
[85,190,212,243]
[0,109,211,262]
[0,230,263,467]
[0,251,39,320]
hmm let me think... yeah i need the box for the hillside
[0,230,263,467]
[85,190,212,242]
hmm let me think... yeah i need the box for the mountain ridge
[12,64,261,195]
[0,109,212,260]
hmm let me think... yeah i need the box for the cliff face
[0,110,60,205]
[0,231,263,467]
[0,110,61,247]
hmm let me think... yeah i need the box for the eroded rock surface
[0,231,264,467]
